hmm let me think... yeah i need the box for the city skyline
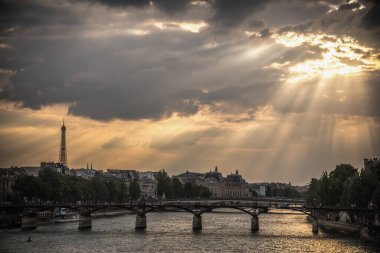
[0,1,380,185]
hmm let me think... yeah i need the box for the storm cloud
[1,0,379,121]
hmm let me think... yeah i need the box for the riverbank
[308,217,380,243]
[0,210,132,229]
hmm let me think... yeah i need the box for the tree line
[12,168,129,203]
[265,186,303,198]
[306,163,380,209]
[11,168,211,203]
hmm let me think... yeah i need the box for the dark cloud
[89,0,150,8]
[0,0,379,123]
[339,1,361,11]
[85,0,190,14]
[277,21,314,33]
[361,2,380,29]
[248,20,265,28]
[209,0,269,32]
[255,0,330,27]
[154,0,190,14]
[259,28,271,38]
[0,0,82,35]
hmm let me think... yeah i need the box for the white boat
[53,208,79,223]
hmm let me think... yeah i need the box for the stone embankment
[310,210,380,242]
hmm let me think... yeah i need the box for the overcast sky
[0,0,379,184]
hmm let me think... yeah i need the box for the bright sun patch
[151,21,208,33]
[271,32,380,81]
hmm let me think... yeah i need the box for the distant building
[0,168,24,201]
[107,169,138,185]
[259,185,266,197]
[364,158,379,171]
[74,168,97,179]
[293,185,308,193]
[106,169,158,198]
[138,171,157,199]
[18,166,41,177]
[203,167,224,198]
[40,161,70,174]
[223,170,250,198]
[176,171,205,185]
[174,167,251,199]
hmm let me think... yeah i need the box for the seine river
[1,210,379,252]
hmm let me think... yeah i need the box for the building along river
[1,210,379,252]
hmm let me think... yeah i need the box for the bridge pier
[21,213,38,230]
[135,214,147,229]
[251,215,259,232]
[78,213,92,230]
[312,219,318,234]
[193,214,202,230]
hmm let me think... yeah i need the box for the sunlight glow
[271,32,380,80]
[152,21,208,33]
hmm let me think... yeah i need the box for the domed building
[203,167,250,199]
[203,166,224,198]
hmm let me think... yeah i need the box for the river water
[1,210,379,252]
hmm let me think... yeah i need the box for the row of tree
[265,186,303,198]
[306,163,380,209]
[11,168,212,203]
[12,168,130,203]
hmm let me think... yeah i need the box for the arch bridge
[2,201,365,234]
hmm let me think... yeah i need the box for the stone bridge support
[21,212,38,230]
[135,214,147,229]
[193,214,202,230]
[78,213,92,230]
[251,215,259,232]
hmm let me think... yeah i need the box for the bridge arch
[87,205,137,215]
[143,204,196,215]
[267,207,316,219]
[198,206,257,216]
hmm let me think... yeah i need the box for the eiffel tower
[59,120,68,166]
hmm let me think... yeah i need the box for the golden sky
[0,0,379,184]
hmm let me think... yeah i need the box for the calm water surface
[1,210,379,252]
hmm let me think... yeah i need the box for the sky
[0,0,379,185]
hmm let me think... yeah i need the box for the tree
[329,164,357,205]
[156,169,172,198]
[347,174,362,207]
[265,186,272,197]
[373,184,380,210]
[305,163,380,208]
[91,177,108,202]
[115,181,128,203]
[198,185,212,198]
[129,179,141,200]
[39,168,64,202]
[13,175,44,202]
[184,182,194,198]
[172,177,184,199]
